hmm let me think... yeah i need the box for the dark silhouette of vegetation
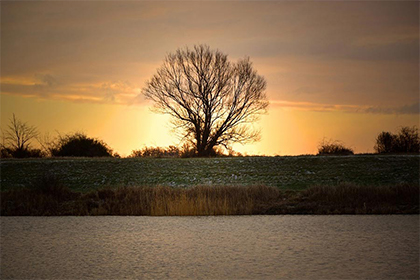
[375,131,395,154]
[29,172,73,200]
[272,183,419,214]
[36,132,58,157]
[0,114,44,158]
[51,132,113,157]
[2,181,418,216]
[317,139,354,155]
[375,126,420,154]
[130,145,183,158]
[143,44,268,157]
[1,113,418,159]
[0,147,44,158]
[129,144,233,158]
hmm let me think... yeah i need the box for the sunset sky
[1,1,418,156]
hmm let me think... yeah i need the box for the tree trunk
[195,144,215,157]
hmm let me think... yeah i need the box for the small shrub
[129,149,143,157]
[0,147,13,158]
[51,132,113,157]
[317,139,354,155]
[12,148,44,158]
[129,144,240,158]
[180,143,197,158]
[0,147,44,158]
[130,146,181,158]
[130,144,210,158]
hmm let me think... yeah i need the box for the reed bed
[1,180,418,215]
[296,183,419,214]
[1,185,281,216]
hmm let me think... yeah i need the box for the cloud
[34,74,59,87]
[397,102,420,115]
[1,1,418,110]
[292,86,322,95]
[32,73,59,98]
[365,102,420,115]
[1,76,143,105]
[101,81,134,103]
[271,100,420,115]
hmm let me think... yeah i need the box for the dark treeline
[317,126,419,156]
[374,126,420,154]
[1,114,419,158]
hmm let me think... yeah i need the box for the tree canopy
[374,126,419,154]
[142,45,269,156]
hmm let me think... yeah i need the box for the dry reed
[1,183,418,216]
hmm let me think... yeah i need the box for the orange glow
[1,1,418,156]
[2,94,418,157]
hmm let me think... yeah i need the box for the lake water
[1,216,418,279]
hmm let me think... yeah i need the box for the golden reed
[1,184,418,215]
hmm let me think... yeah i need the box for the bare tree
[4,113,38,154]
[37,131,57,157]
[142,45,269,156]
[374,131,396,154]
[375,126,420,154]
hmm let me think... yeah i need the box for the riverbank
[2,155,418,191]
[1,183,418,215]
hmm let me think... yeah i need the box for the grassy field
[1,155,418,192]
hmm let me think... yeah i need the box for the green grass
[1,155,419,192]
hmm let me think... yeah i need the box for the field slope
[1,155,418,192]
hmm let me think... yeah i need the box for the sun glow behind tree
[0,1,418,156]
[143,45,269,156]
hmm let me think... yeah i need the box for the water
[1,216,418,279]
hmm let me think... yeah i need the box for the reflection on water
[1,216,419,279]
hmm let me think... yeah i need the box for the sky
[1,0,419,156]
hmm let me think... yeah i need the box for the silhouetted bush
[129,143,232,158]
[0,147,13,158]
[13,148,44,158]
[180,143,228,157]
[0,147,44,158]
[51,132,113,157]
[375,126,420,154]
[317,139,354,155]
[130,146,181,158]
[180,143,197,158]
[375,132,396,154]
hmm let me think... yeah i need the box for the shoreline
[1,184,418,216]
